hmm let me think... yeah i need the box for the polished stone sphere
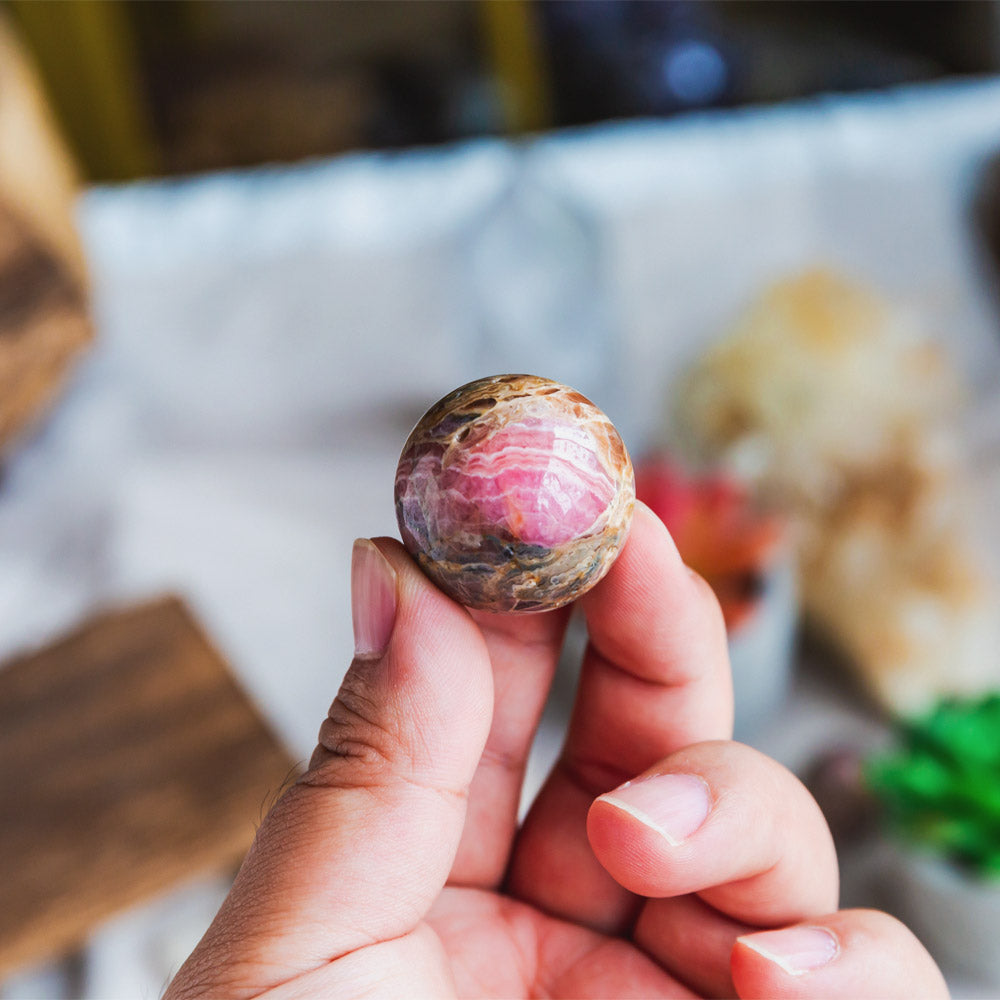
[394,374,635,613]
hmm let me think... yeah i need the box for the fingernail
[598,773,711,845]
[737,926,840,976]
[352,539,397,658]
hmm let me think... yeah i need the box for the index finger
[507,502,734,931]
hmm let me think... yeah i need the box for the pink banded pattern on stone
[394,374,635,613]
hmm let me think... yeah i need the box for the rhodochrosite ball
[394,374,635,613]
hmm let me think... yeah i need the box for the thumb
[169,538,494,998]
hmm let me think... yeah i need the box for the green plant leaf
[865,692,1000,878]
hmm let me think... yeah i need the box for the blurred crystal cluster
[671,271,1000,714]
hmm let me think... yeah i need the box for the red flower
[636,455,783,630]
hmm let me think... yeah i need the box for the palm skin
[430,885,696,998]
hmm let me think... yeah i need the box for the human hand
[166,504,948,999]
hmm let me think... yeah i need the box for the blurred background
[7,0,1000,179]
[3,1,1000,996]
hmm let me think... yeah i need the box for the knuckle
[478,739,527,779]
[303,669,409,790]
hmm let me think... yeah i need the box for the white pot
[727,552,798,742]
[881,844,1000,986]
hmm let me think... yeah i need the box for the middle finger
[506,504,734,931]
[591,740,839,995]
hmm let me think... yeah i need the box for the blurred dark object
[0,15,91,459]
[142,1,492,170]
[0,203,89,458]
[0,597,296,978]
[8,0,999,179]
[805,746,881,848]
[540,0,994,124]
[540,0,738,120]
[157,54,377,173]
[973,150,1000,300]
[135,1,489,173]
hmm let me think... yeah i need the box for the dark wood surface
[0,597,298,978]
[0,198,91,455]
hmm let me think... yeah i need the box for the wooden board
[0,597,299,978]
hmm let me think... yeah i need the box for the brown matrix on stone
[394,374,635,613]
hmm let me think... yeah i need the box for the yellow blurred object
[480,0,552,134]
[7,0,159,181]
[0,12,87,280]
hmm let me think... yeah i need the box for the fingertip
[371,536,486,663]
[368,536,440,610]
[624,505,724,623]
[731,911,948,1000]
[580,502,682,616]
[600,500,686,590]
[587,771,713,897]
[577,499,730,696]
[731,926,846,1000]
[354,536,494,763]
[352,539,398,659]
[586,742,838,923]
[733,925,840,979]
[593,773,712,845]
[632,499,683,558]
